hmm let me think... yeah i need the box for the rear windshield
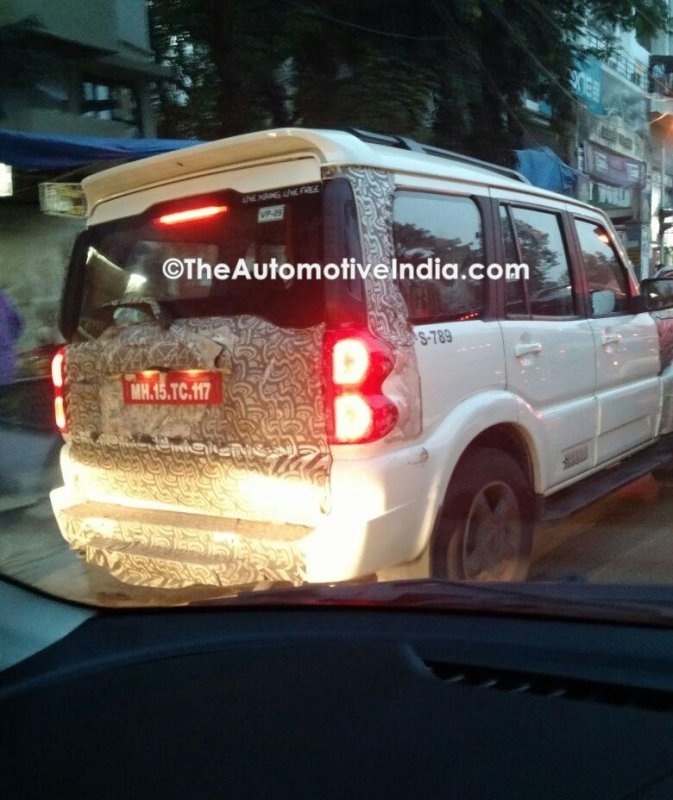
[73,183,324,336]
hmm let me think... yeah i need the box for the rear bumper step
[51,490,312,589]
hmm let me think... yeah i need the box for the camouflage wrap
[64,315,330,527]
[54,166,423,588]
[55,500,309,589]
[322,166,421,440]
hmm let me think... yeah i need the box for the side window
[393,193,485,322]
[509,207,575,317]
[574,219,631,317]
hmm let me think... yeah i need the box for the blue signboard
[570,57,603,115]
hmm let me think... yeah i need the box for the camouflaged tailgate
[63,315,330,527]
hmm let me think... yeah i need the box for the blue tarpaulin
[515,146,578,195]
[0,128,203,171]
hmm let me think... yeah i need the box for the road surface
[2,472,673,607]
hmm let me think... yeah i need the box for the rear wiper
[98,296,172,331]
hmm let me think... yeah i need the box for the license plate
[122,370,222,405]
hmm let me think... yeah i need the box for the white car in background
[49,128,673,589]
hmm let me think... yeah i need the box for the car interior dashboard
[4,579,673,799]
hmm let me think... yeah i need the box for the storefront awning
[515,146,578,195]
[0,128,202,172]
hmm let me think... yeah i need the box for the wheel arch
[425,421,541,559]
[459,423,538,494]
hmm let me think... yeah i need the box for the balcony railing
[585,33,649,91]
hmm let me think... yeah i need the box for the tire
[430,447,534,582]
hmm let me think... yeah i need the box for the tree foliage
[149,0,669,164]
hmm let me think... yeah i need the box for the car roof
[82,127,595,214]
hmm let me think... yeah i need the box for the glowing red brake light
[54,397,66,432]
[51,347,67,433]
[332,337,370,386]
[334,393,374,442]
[324,331,398,444]
[155,205,228,226]
[51,349,65,389]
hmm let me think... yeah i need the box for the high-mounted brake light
[324,330,398,444]
[51,347,67,433]
[155,205,228,226]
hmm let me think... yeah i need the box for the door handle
[514,341,543,357]
[601,331,623,346]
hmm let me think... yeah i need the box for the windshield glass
[3,0,673,621]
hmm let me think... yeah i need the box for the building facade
[0,0,172,354]
[0,0,170,138]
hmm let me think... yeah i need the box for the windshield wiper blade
[97,296,172,330]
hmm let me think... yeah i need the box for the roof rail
[344,127,530,184]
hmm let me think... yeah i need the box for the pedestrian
[0,287,23,385]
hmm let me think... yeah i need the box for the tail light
[51,347,67,433]
[323,330,398,444]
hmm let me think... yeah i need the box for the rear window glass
[392,192,485,323]
[74,184,324,335]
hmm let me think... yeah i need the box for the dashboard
[4,581,673,799]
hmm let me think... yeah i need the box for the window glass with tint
[574,219,630,316]
[393,193,485,322]
[510,207,574,317]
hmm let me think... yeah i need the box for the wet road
[532,474,673,584]
[2,473,673,607]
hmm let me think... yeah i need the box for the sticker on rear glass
[241,183,321,204]
[258,205,285,223]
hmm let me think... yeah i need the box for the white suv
[50,128,668,588]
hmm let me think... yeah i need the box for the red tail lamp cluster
[323,331,398,444]
[51,347,67,433]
